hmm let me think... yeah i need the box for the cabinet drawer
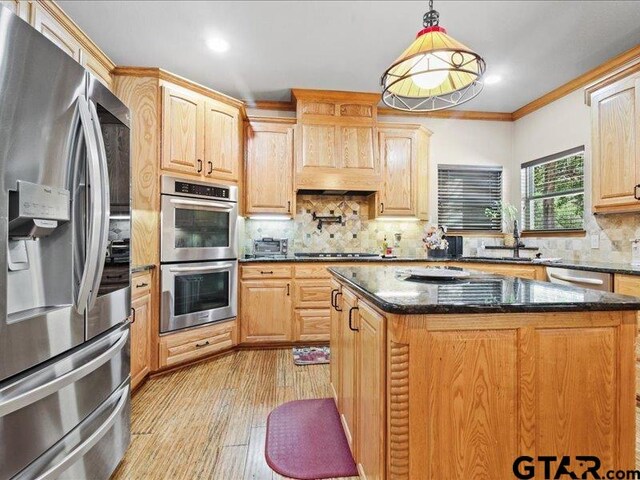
[295,309,330,342]
[294,264,331,279]
[132,271,152,299]
[159,321,236,368]
[294,279,332,308]
[241,265,292,279]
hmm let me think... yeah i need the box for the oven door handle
[169,198,235,211]
[169,263,235,273]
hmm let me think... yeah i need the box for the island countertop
[328,265,640,314]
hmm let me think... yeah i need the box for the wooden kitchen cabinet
[1,0,30,20]
[161,85,241,182]
[240,280,293,343]
[371,124,431,219]
[339,288,358,454]
[159,320,237,368]
[31,1,82,61]
[161,86,204,175]
[614,273,640,399]
[355,301,386,480]
[329,278,342,404]
[294,309,330,342]
[82,51,113,90]
[458,261,543,280]
[130,271,152,390]
[292,89,381,191]
[204,100,240,182]
[588,70,640,213]
[245,119,295,215]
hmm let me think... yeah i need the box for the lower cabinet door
[340,289,358,454]
[130,293,151,390]
[356,301,386,480]
[294,309,330,342]
[330,280,342,404]
[240,280,293,343]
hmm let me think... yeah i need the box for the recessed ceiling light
[484,74,502,85]
[207,37,229,53]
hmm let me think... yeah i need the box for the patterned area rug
[292,346,330,365]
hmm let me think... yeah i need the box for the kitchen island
[328,265,640,480]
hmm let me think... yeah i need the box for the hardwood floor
[114,348,640,479]
[112,349,358,480]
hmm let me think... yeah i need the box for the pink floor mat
[265,398,358,479]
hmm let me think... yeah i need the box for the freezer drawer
[14,380,130,480]
[0,324,130,479]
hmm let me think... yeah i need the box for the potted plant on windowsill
[485,201,518,247]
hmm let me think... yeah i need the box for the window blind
[521,146,584,231]
[437,165,503,231]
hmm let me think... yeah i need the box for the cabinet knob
[195,340,210,348]
[136,282,149,288]
[207,161,213,175]
[635,184,640,200]
[260,270,274,275]
[286,283,290,296]
[380,202,385,213]
[334,292,343,311]
[197,159,203,173]
[130,307,136,324]
[287,201,291,213]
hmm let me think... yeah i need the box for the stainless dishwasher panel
[546,267,612,292]
[0,324,130,479]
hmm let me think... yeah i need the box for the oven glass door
[161,261,237,333]
[161,195,238,262]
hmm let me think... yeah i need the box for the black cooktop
[294,252,379,258]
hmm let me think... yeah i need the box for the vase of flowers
[484,201,518,247]
[423,225,449,258]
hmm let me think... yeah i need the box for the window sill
[447,230,504,238]
[521,230,586,238]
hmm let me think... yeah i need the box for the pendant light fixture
[381,0,486,112]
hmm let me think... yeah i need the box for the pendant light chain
[423,0,439,27]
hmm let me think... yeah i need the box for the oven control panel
[175,181,230,199]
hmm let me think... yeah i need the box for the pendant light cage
[381,1,487,112]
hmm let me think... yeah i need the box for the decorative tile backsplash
[242,195,429,257]
[241,195,640,264]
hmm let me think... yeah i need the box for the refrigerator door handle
[76,95,104,314]
[87,100,111,311]
[14,384,130,480]
[0,328,129,417]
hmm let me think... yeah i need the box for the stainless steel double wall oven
[0,6,131,479]
[160,176,238,334]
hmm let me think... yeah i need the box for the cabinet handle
[197,159,203,173]
[286,283,290,296]
[130,307,136,324]
[195,341,210,348]
[287,201,291,213]
[635,184,640,200]
[330,288,339,308]
[207,161,213,175]
[136,282,148,288]
[348,306,359,332]
[335,292,342,311]
[380,202,384,213]
[260,270,274,275]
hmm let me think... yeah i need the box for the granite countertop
[327,265,640,314]
[239,255,640,276]
[131,264,156,274]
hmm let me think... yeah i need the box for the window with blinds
[521,146,584,232]
[437,165,503,231]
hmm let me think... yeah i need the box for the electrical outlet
[590,234,600,249]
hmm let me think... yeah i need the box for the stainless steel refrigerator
[0,7,131,479]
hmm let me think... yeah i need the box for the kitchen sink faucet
[513,220,521,258]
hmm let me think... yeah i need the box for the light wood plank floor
[112,349,358,480]
[113,348,640,479]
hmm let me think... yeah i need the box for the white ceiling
[59,1,640,112]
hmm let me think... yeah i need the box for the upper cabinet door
[161,86,204,176]
[340,126,377,171]
[1,0,29,20]
[82,53,113,90]
[204,100,240,182]
[378,128,416,216]
[591,73,640,213]
[299,123,337,169]
[31,2,82,62]
[245,120,294,215]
